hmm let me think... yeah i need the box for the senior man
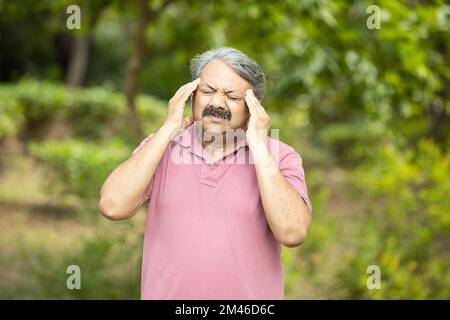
[99,47,312,300]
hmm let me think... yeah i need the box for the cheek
[229,105,248,123]
[193,96,207,115]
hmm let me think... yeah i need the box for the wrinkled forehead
[199,59,251,93]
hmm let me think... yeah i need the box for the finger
[245,89,259,115]
[248,92,268,120]
[248,89,265,111]
[178,79,200,103]
[174,82,191,96]
[174,79,200,103]
[244,117,249,130]
[245,95,256,115]
[174,80,197,98]
[174,78,200,97]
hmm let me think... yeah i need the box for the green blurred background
[0,0,449,299]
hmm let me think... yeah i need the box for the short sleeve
[132,133,156,156]
[278,147,312,211]
[131,133,156,203]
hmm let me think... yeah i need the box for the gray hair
[190,47,266,100]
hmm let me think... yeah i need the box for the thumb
[183,114,194,128]
[244,116,250,131]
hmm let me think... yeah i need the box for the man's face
[192,59,252,136]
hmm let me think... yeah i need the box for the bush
[336,139,450,299]
[11,216,144,299]
[29,139,132,201]
[0,86,24,138]
[318,120,392,164]
[0,79,167,140]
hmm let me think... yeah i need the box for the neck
[194,124,244,158]
[201,133,229,150]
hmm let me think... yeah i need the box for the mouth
[202,107,231,121]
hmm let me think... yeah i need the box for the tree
[123,0,170,138]
[65,0,112,87]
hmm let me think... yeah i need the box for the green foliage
[11,217,144,299]
[319,120,391,163]
[0,79,166,140]
[355,139,450,233]
[337,140,450,299]
[29,139,131,201]
[0,86,24,137]
[0,80,166,203]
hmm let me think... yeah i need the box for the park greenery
[0,0,449,299]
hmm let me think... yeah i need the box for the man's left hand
[245,88,271,148]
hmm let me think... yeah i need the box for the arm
[245,89,312,247]
[251,142,312,247]
[99,78,200,220]
[99,124,173,220]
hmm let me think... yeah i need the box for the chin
[202,122,227,136]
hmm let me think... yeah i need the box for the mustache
[201,106,232,121]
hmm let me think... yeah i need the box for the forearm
[251,142,311,247]
[99,124,173,220]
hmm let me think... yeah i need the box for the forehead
[199,59,251,92]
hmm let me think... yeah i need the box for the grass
[0,153,145,299]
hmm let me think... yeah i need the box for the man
[99,47,312,299]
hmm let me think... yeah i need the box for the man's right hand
[99,79,201,221]
[163,78,201,135]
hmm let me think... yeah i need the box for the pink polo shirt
[132,122,311,300]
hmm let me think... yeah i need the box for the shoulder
[131,133,157,156]
[266,136,303,164]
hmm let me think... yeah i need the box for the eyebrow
[202,83,239,94]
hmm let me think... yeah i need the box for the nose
[210,91,226,108]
